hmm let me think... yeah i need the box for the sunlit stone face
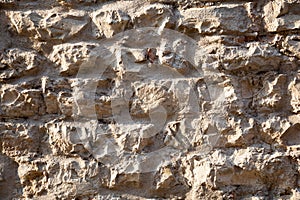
[71,28,226,180]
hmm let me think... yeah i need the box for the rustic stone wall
[1,0,300,199]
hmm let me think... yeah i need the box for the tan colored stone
[180,4,253,35]
[0,48,43,81]
[49,42,98,76]
[263,0,300,32]
[92,9,132,38]
[1,0,300,199]
[0,88,45,118]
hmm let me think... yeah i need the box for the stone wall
[1,0,300,199]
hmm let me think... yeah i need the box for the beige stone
[1,0,300,199]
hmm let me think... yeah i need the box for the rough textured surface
[1,0,300,199]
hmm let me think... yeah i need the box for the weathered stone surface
[0,0,15,4]
[0,87,46,118]
[57,0,97,6]
[92,9,132,38]
[7,9,90,53]
[0,48,43,81]
[8,10,89,40]
[40,10,90,40]
[263,0,300,32]
[1,0,300,199]
[289,73,300,113]
[49,42,98,76]
[132,4,176,28]
[0,122,45,158]
[179,4,253,35]
[218,42,283,71]
[283,35,300,59]
[191,147,296,197]
[0,153,20,200]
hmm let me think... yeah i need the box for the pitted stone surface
[1,0,300,199]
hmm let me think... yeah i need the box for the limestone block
[180,4,253,34]
[0,48,43,81]
[92,9,132,38]
[8,10,90,40]
[0,87,46,118]
[263,0,300,32]
[49,42,98,76]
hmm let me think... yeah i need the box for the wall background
[1,0,300,199]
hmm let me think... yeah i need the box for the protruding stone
[263,0,300,32]
[0,88,45,118]
[179,4,253,35]
[49,42,97,76]
[0,48,43,81]
[92,9,131,38]
[8,10,90,41]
